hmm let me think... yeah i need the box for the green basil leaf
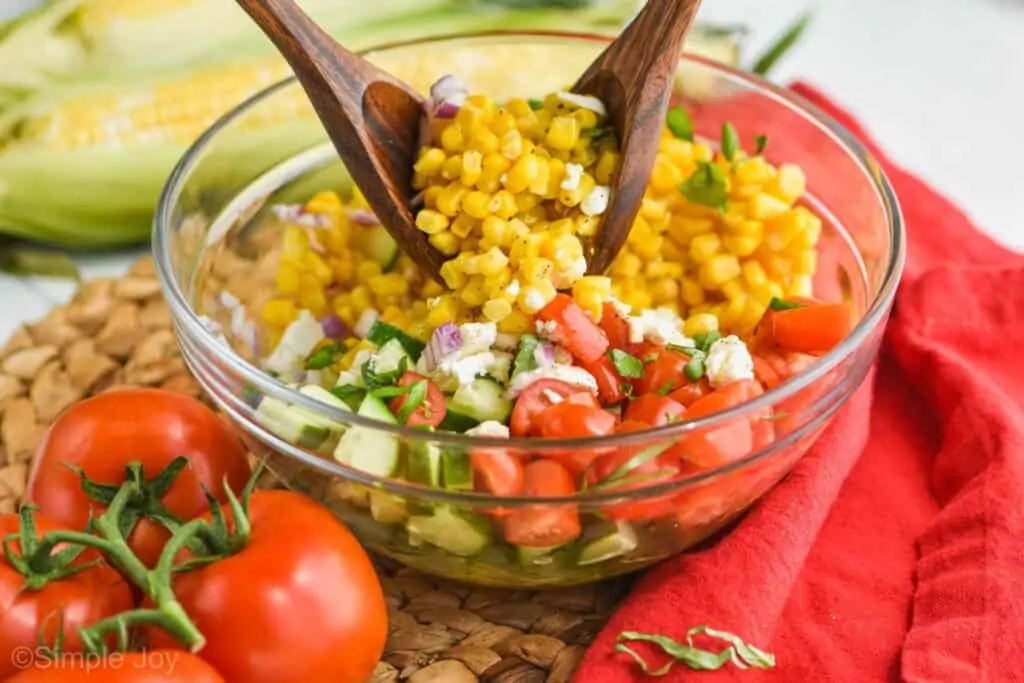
[755,135,769,155]
[678,162,728,210]
[609,349,644,379]
[527,98,544,111]
[657,382,674,397]
[769,296,806,311]
[721,122,740,161]
[666,105,694,141]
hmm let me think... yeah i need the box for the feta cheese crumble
[580,186,611,216]
[561,163,584,191]
[626,308,694,348]
[459,322,498,355]
[466,421,511,438]
[704,335,755,387]
[505,365,598,398]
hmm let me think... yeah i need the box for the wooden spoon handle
[234,0,446,279]
[580,0,704,274]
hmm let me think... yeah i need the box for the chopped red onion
[320,314,349,340]
[534,342,556,368]
[422,322,463,371]
[345,208,379,226]
[353,309,379,339]
[434,101,460,119]
[430,75,469,110]
[272,203,330,228]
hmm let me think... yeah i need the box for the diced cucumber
[254,384,351,450]
[442,449,473,491]
[407,441,443,488]
[448,378,512,424]
[366,321,425,360]
[333,394,400,477]
[516,544,569,567]
[576,521,639,566]
[438,410,480,433]
[359,223,400,271]
[406,506,492,557]
[370,339,409,375]
[369,490,408,524]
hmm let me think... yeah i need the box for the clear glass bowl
[154,32,904,588]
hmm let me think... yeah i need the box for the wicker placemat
[0,256,627,682]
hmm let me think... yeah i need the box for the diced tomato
[536,402,618,473]
[624,394,686,426]
[389,372,446,428]
[586,420,683,521]
[471,448,525,498]
[752,354,783,389]
[669,378,711,407]
[637,345,692,396]
[675,388,753,468]
[503,460,581,547]
[537,294,609,363]
[754,299,853,355]
[583,355,628,405]
[510,379,600,437]
[599,302,634,352]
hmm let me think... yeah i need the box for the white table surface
[2,0,1023,341]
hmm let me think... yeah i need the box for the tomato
[389,371,446,427]
[0,514,135,680]
[637,346,692,396]
[755,299,853,355]
[25,389,252,568]
[510,379,599,437]
[502,460,581,547]
[669,378,711,407]
[583,355,628,405]
[624,394,686,426]
[146,490,387,683]
[752,353,783,389]
[471,448,525,498]
[586,421,683,521]
[536,294,609,363]
[536,402,618,473]
[675,387,753,468]
[599,302,634,352]
[5,652,225,682]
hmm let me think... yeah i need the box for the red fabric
[574,83,1024,683]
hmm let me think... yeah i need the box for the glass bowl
[154,32,904,588]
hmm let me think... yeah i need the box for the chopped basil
[642,352,658,365]
[365,321,425,360]
[657,382,674,397]
[769,296,806,311]
[684,353,705,383]
[361,356,408,390]
[666,105,694,141]
[616,627,775,675]
[619,382,635,398]
[396,380,429,423]
[512,334,541,378]
[721,122,740,161]
[666,343,693,355]
[609,349,644,379]
[678,162,728,210]
[329,385,366,411]
[527,98,544,111]
[692,330,721,354]
[599,441,675,487]
[755,135,769,155]
[303,342,346,370]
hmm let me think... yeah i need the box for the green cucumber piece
[448,378,512,424]
[442,449,473,491]
[369,490,408,524]
[438,410,479,433]
[254,384,351,449]
[333,394,400,477]
[407,441,443,488]
[366,320,425,360]
[359,223,400,271]
[516,544,568,567]
[577,521,639,566]
[406,506,492,557]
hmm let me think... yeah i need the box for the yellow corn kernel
[673,216,715,239]
[645,261,685,279]
[700,254,742,287]
[723,234,762,257]
[734,156,773,186]
[619,288,653,312]
[441,154,463,181]
[483,271,513,295]
[577,216,600,237]
[281,225,309,261]
[498,309,533,333]
[439,260,467,289]
[518,280,557,314]
[429,231,460,256]
[481,216,511,250]
[771,164,806,202]
[558,171,595,207]
[501,130,524,160]
[468,126,500,155]
[721,278,745,302]
[571,107,599,129]
[594,150,621,185]
[742,260,768,289]
[649,278,680,305]
[476,247,510,277]
[275,261,300,294]
[609,251,642,278]
[689,233,722,264]
[462,191,492,220]
[504,155,539,194]
[571,143,598,168]
[680,277,705,306]
[435,183,467,217]
[261,299,298,327]
[692,142,714,163]
[684,313,719,337]
[789,275,814,298]
[460,150,483,186]
[483,152,511,175]
[449,214,478,239]
[649,156,684,194]
[528,159,551,196]
[414,147,447,176]
[460,276,489,307]
[509,233,542,265]
[482,298,513,322]
[440,124,465,152]
[572,276,611,321]
[368,273,409,297]
[724,294,748,326]
[298,287,329,318]
[489,107,515,135]
[305,252,333,286]
[794,250,817,275]
[488,190,518,220]
[519,257,554,282]
[304,191,344,219]
[547,116,580,151]
[427,295,460,326]
[415,209,450,235]
[748,193,791,221]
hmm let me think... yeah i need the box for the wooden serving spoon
[234,0,703,281]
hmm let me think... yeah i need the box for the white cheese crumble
[264,311,324,376]
[561,163,584,191]
[524,289,547,312]
[626,308,694,348]
[704,335,755,388]
[458,322,497,355]
[580,185,611,216]
[505,280,521,298]
[607,297,632,317]
[466,421,511,438]
[505,365,598,399]
[436,352,496,389]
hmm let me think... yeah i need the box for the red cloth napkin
[574,83,1024,683]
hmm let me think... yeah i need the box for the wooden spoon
[235,0,702,281]
[234,0,446,280]
[581,0,705,274]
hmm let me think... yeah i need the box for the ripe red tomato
[669,378,711,407]
[510,379,599,437]
[5,652,225,682]
[471,447,525,498]
[536,294,609,363]
[146,490,387,683]
[536,403,618,473]
[25,389,252,568]
[676,387,753,468]
[389,371,446,427]
[503,460,581,547]
[582,355,628,405]
[599,303,635,353]
[0,514,135,680]
[637,346,692,396]
[624,394,686,426]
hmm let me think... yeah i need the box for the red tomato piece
[676,388,753,468]
[471,448,525,498]
[6,652,225,682]
[771,302,853,354]
[637,346,692,396]
[510,379,599,437]
[537,294,609,363]
[669,378,712,407]
[599,302,634,352]
[582,355,628,405]
[389,371,446,427]
[752,353,783,389]
[536,402,618,473]
[624,394,686,426]
[502,460,581,547]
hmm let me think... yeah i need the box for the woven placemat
[0,256,628,682]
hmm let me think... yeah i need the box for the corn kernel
[462,191,492,220]
[440,261,467,289]
[414,147,446,176]
[275,262,300,294]
[742,260,768,289]
[476,247,510,277]
[748,193,791,221]
[460,276,489,307]
[547,116,581,151]
[518,280,557,314]
[609,251,642,278]
[572,107,600,129]
[689,233,722,263]
[415,209,450,235]
[299,287,329,318]
[505,155,539,194]
[483,298,513,322]
[460,150,483,186]
[789,275,814,297]
[680,277,706,306]
[723,234,761,257]
[499,310,533,333]
[501,130,524,160]
[261,299,298,327]
[436,183,466,217]
[449,214,477,239]
[489,190,518,220]
[594,150,621,185]
[794,250,817,275]
[427,295,460,326]
[649,278,680,305]
[684,313,719,337]
[469,126,500,154]
[771,164,806,202]
[650,156,684,193]
[440,124,465,152]
[281,225,309,261]
[700,254,742,286]
[429,231,460,256]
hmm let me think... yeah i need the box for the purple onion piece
[430,75,469,105]
[423,322,463,371]
[534,342,556,368]
[320,314,349,340]
[433,101,460,119]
